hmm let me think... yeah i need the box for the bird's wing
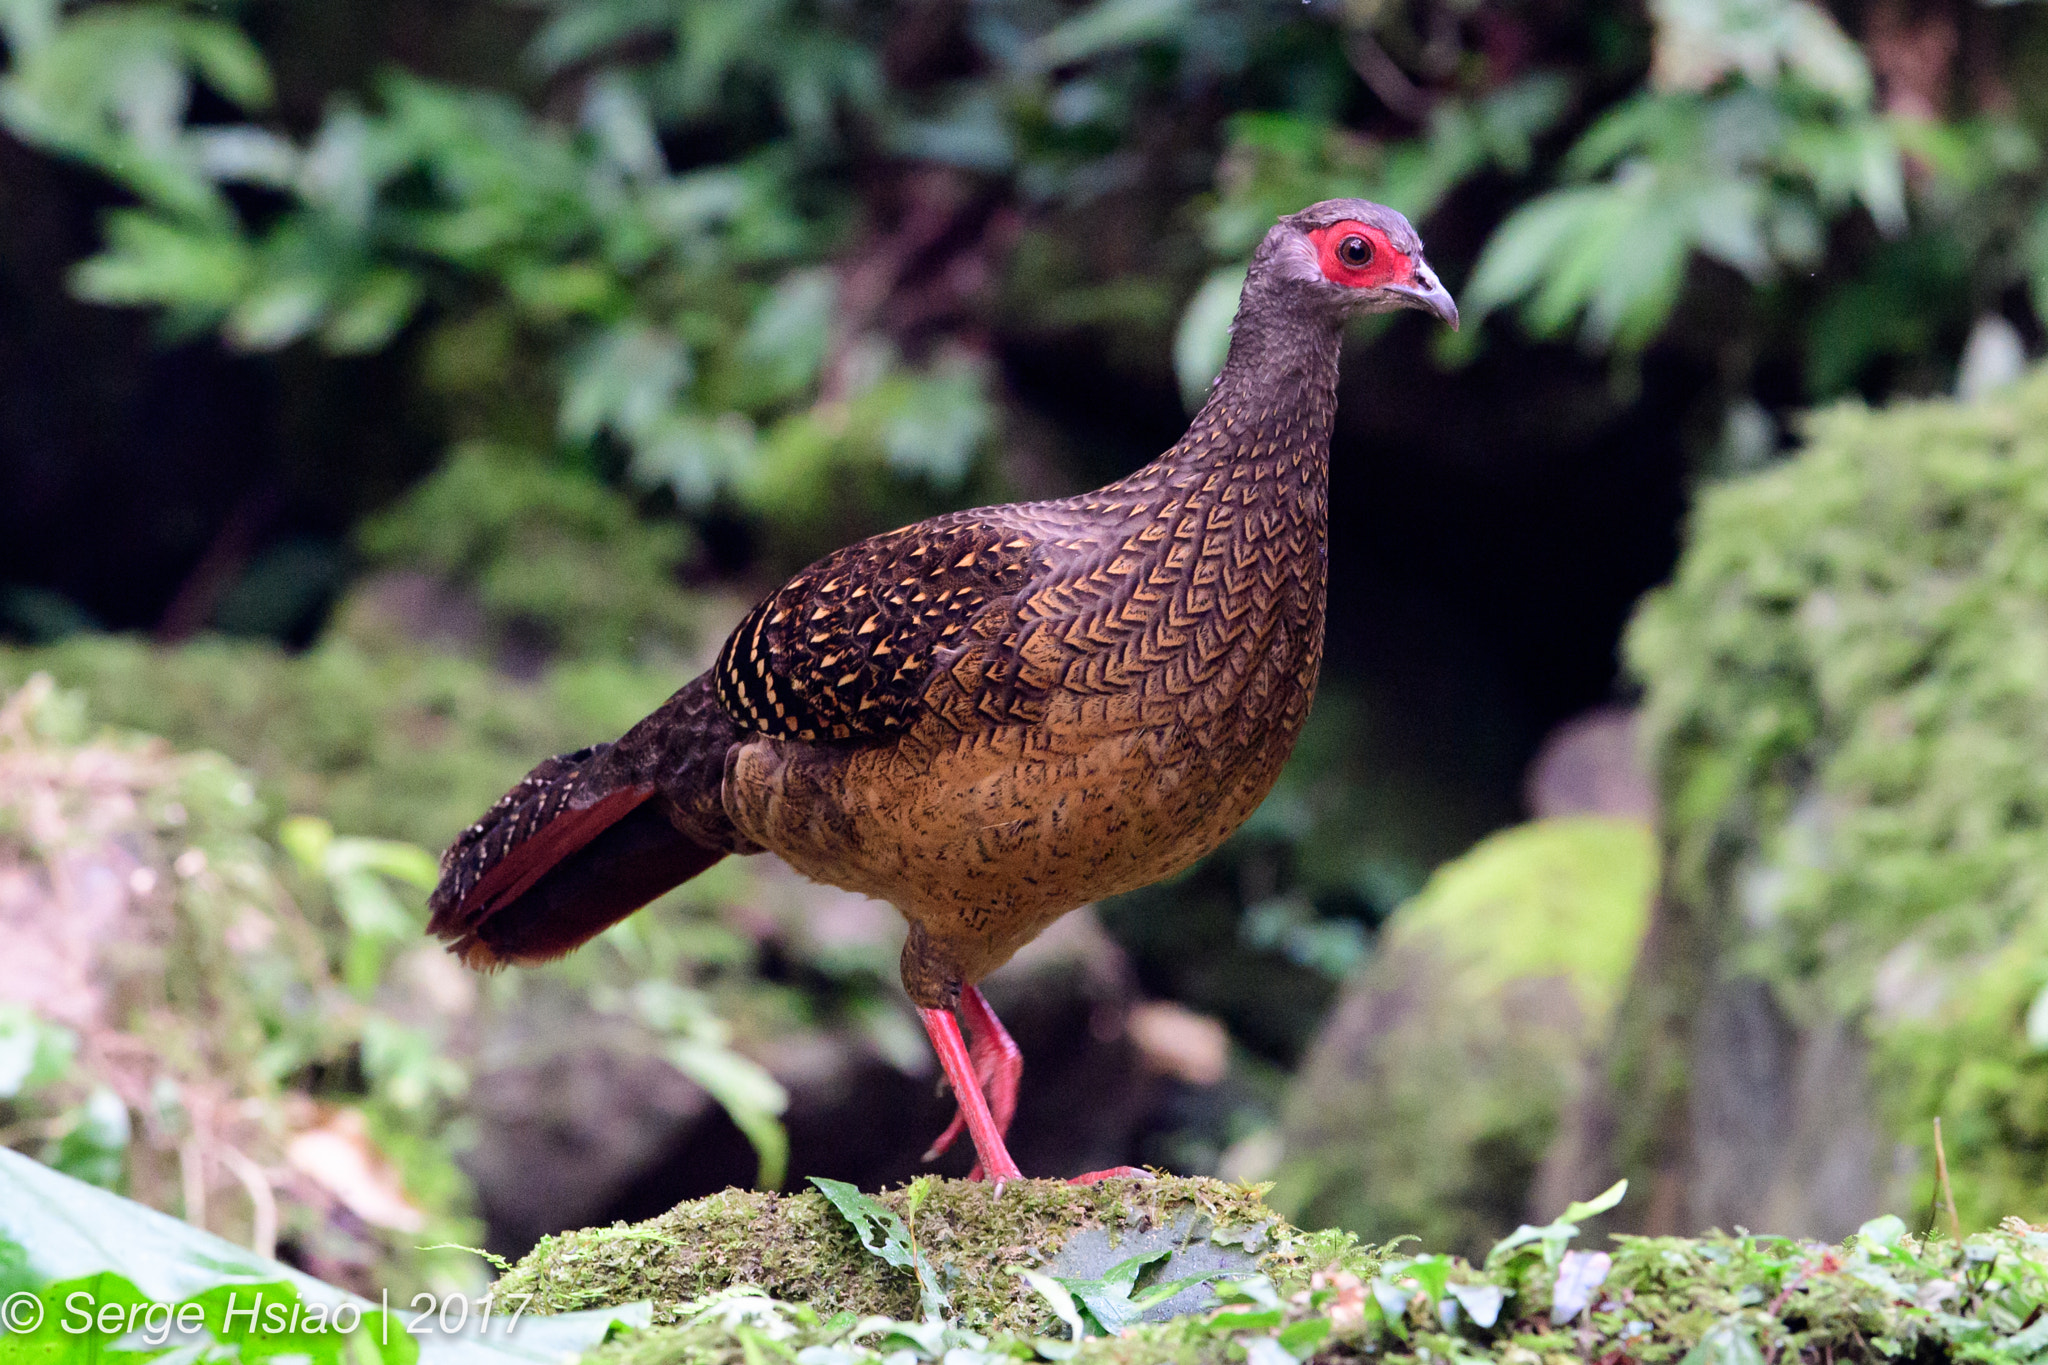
[713,511,1051,741]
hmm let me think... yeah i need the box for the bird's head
[1250,198,1458,330]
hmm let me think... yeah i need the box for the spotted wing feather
[714,516,1044,741]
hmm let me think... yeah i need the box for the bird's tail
[426,673,748,968]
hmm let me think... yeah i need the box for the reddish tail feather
[427,677,745,968]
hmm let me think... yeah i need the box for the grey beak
[1389,276,1459,330]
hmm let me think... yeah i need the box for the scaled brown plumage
[426,198,1459,1186]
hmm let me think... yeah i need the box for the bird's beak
[1389,262,1459,330]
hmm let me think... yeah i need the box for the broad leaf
[0,1148,647,1363]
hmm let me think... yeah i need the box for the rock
[1523,706,1654,822]
[1271,816,1657,1258]
[495,1175,1365,1336]
[1588,365,2048,1235]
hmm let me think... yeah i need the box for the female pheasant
[427,199,1458,1186]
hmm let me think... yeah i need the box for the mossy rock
[497,1176,1372,1338]
[1614,360,2048,1231]
[516,1189,2048,1365]
[1276,817,1657,1257]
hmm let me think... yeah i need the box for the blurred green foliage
[0,673,482,1293]
[13,0,2048,572]
[1629,362,2048,1228]
[0,625,681,844]
[355,443,701,660]
[0,0,1011,565]
[0,630,921,1202]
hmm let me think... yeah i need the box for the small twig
[217,1146,278,1261]
[1341,32,1434,122]
[1763,1264,1816,1365]
[179,1138,208,1234]
[1933,1117,1962,1240]
[1765,1268,1812,1320]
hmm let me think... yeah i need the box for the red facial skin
[1307,220,1409,290]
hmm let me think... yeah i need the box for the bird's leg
[922,985,1022,1177]
[922,988,1151,1187]
[917,1005,1024,1188]
[960,985,1024,1135]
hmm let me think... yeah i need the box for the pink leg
[921,987,1153,1187]
[961,985,1023,1135]
[924,986,1023,1178]
[917,1006,1023,1188]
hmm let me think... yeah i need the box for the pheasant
[426,198,1458,1186]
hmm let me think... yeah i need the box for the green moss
[530,1189,2048,1365]
[0,631,680,852]
[1275,818,1657,1258]
[1391,817,1657,1017]
[498,1177,1373,1338]
[356,442,699,661]
[1626,361,2048,1225]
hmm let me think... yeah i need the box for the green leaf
[1465,189,1597,324]
[226,274,331,351]
[1648,0,1869,103]
[0,1005,76,1100]
[809,1176,952,1322]
[1277,1317,1331,1356]
[1448,1281,1504,1328]
[1174,267,1245,412]
[560,321,693,441]
[877,362,991,485]
[325,834,440,889]
[1857,1214,1908,1250]
[362,1019,468,1111]
[45,1087,129,1190]
[1680,1317,1767,1365]
[1488,1180,1628,1269]
[1052,1249,1218,1335]
[0,0,59,58]
[808,1178,919,1273]
[1027,0,1191,70]
[69,210,253,315]
[1403,1254,1452,1301]
[323,270,424,354]
[632,412,760,507]
[172,15,273,110]
[672,1040,789,1190]
[0,1147,645,1362]
[741,269,835,399]
[1010,1267,1087,1341]
[1562,1179,1629,1225]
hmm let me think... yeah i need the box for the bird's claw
[922,1113,967,1164]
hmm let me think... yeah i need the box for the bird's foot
[1068,1166,1153,1185]
[922,985,1022,1164]
[923,1117,967,1164]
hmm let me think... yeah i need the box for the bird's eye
[1336,234,1373,268]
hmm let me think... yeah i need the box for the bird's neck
[1139,306,1343,502]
